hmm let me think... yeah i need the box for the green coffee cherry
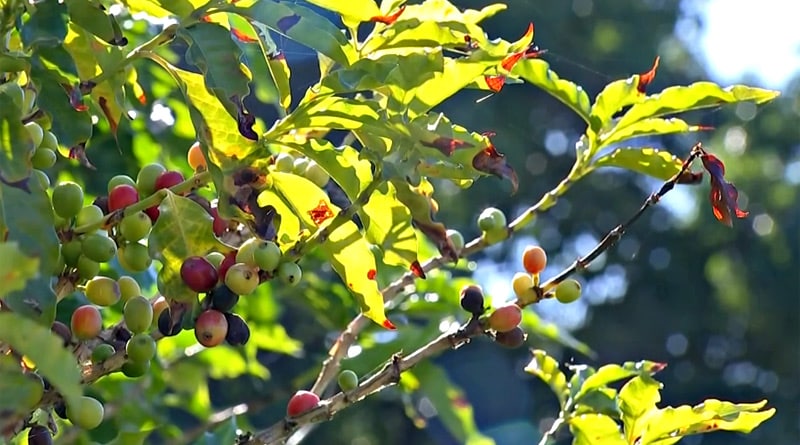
[124,296,153,334]
[117,276,141,303]
[84,276,121,306]
[91,344,116,363]
[554,279,581,304]
[253,241,281,272]
[337,369,359,391]
[67,396,105,430]
[107,175,136,194]
[274,152,294,172]
[119,211,152,242]
[40,131,58,151]
[118,243,151,272]
[52,182,84,219]
[477,207,506,232]
[75,205,105,228]
[81,233,117,263]
[31,147,56,169]
[121,359,150,378]
[126,333,156,363]
[135,163,166,197]
[277,262,302,286]
[24,121,44,148]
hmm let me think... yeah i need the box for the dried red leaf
[649,362,668,373]
[231,27,258,43]
[308,200,334,225]
[371,6,405,25]
[382,319,397,330]
[410,260,426,279]
[700,153,748,227]
[501,50,526,72]
[413,219,458,262]
[231,95,258,141]
[676,170,704,185]
[367,269,377,280]
[98,97,118,134]
[69,143,95,169]
[472,142,519,194]
[277,14,300,33]
[67,84,88,111]
[637,56,660,94]
[421,137,473,156]
[484,75,506,93]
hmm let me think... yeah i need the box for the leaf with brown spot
[472,143,518,194]
[308,200,334,226]
[370,6,405,25]
[420,137,473,156]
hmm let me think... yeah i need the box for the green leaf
[266,48,291,112]
[414,361,495,445]
[619,375,663,443]
[67,0,118,44]
[360,181,419,268]
[641,399,775,445]
[148,192,229,303]
[514,59,592,123]
[0,313,83,408]
[614,82,780,131]
[575,360,666,401]
[305,0,381,23]
[178,22,252,117]
[0,180,58,324]
[227,1,356,66]
[598,118,708,148]
[524,349,568,408]
[569,414,626,445]
[593,147,684,181]
[123,0,210,19]
[589,74,646,136]
[30,66,93,149]
[0,53,30,72]
[268,95,388,139]
[574,387,620,418]
[0,84,35,184]
[0,369,46,415]
[107,428,156,445]
[0,243,39,298]
[20,0,68,48]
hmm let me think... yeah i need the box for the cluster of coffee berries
[271,152,330,188]
[458,284,527,349]
[4,83,61,180]
[477,207,508,244]
[512,245,582,304]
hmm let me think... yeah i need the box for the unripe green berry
[31,147,56,169]
[121,359,150,378]
[446,229,465,254]
[52,182,84,219]
[91,344,116,363]
[126,333,156,363]
[119,211,152,242]
[136,163,166,197]
[274,152,294,172]
[61,239,83,267]
[107,175,136,194]
[303,161,329,188]
[76,255,100,280]
[32,169,50,189]
[554,279,581,304]
[118,242,151,272]
[75,205,104,228]
[337,369,359,391]
[81,233,117,263]
[84,276,121,306]
[235,238,260,266]
[124,296,153,334]
[24,121,44,148]
[40,131,58,151]
[224,263,260,295]
[277,261,302,286]
[117,276,141,303]
[67,396,104,430]
[253,241,281,272]
[292,157,309,175]
[477,207,507,232]
[205,252,225,269]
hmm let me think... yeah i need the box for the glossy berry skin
[52,182,84,219]
[121,359,150,378]
[117,276,141,302]
[108,184,139,212]
[180,256,219,292]
[224,313,250,346]
[487,304,523,333]
[107,175,136,193]
[511,272,536,303]
[217,251,237,283]
[235,238,261,266]
[277,262,302,286]
[522,246,547,275]
[91,344,115,363]
[118,242,152,272]
[154,170,185,191]
[75,205,104,227]
[446,229,465,253]
[119,211,152,242]
[274,152,294,172]
[76,255,100,280]
[136,163,166,196]
[210,208,227,237]
[124,296,153,334]
[286,390,320,417]
[24,121,44,147]
[31,147,56,169]
[495,327,527,348]
[224,263,260,295]
[477,207,506,232]
[194,310,228,347]
[253,241,282,273]
[554,279,581,304]
[151,296,168,330]
[84,276,121,306]
[126,333,156,363]
[187,141,207,171]
[210,285,239,312]
[303,161,329,188]
[337,370,359,391]
[144,205,160,222]
[27,425,52,445]
[67,396,104,430]
[157,308,182,337]
[81,233,117,263]
[71,305,102,340]
[459,285,485,315]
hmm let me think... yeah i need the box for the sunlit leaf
[593,147,685,181]
[305,0,381,23]
[598,118,709,149]
[67,0,124,45]
[575,361,666,401]
[619,375,663,443]
[360,181,419,268]
[0,243,39,298]
[392,177,458,262]
[524,349,568,408]
[123,0,210,19]
[513,58,591,123]
[570,414,626,445]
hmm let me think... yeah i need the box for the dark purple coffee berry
[224,313,250,346]
[210,285,239,312]
[27,425,52,445]
[92,196,109,215]
[54,401,67,419]
[51,321,72,347]
[157,308,182,337]
[181,256,218,293]
[494,327,527,348]
[459,285,485,315]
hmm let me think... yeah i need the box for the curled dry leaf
[370,6,406,25]
[637,56,660,94]
[472,138,519,194]
[700,153,748,226]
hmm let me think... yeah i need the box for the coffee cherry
[76,255,100,280]
[446,229,465,254]
[154,170,185,191]
[40,130,58,151]
[32,169,50,189]
[274,152,294,172]
[117,276,141,303]
[495,327,527,348]
[286,390,320,417]
[51,321,72,347]
[459,285,485,315]
[118,242,151,272]
[209,285,239,312]
[512,272,536,303]
[195,310,228,347]
[81,233,117,263]
[151,296,168,328]
[52,182,84,219]
[24,121,44,147]
[108,184,139,212]
[61,240,82,267]
[235,238,260,266]
[205,251,225,269]
[303,161,329,188]
[119,211,152,241]
[224,263,260,295]
[27,425,52,445]
[31,147,56,169]
[254,241,281,273]
[477,207,506,232]
[210,207,228,237]
[187,141,207,171]
[84,276,121,306]
[337,370,359,391]
[124,296,153,334]
[107,175,136,193]
[91,344,116,363]
[292,157,309,175]
[136,162,166,196]
[277,262,302,285]
[75,205,105,227]
[554,279,581,304]
[217,251,237,283]
[522,246,547,275]
[53,401,68,419]
[92,195,109,215]
[126,333,156,363]
[157,308,181,337]
[144,205,159,222]
[487,304,522,333]
[224,313,250,346]
[181,256,219,292]
[121,359,150,378]
[67,396,104,429]
[71,306,102,340]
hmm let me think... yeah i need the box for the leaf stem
[537,415,566,445]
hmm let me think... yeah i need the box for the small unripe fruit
[84,276,121,306]
[67,396,104,430]
[187,141,207,171]
[487,304,523,333]
[31,147,56,169]
[181,256,219,292]
[126,333,156,363]
[27,425,52,445]
[75,205,105,227]
[210,285,239,312]
[61,240,82,267]
[76,255,100,280]
[154,170,185,191]
[40,131,58,151]
[32,169,50,189]
[195,310,228,347]
[136,163,166,196]
[71,306,102,340]
[495,327,527,348]
[224,313,250,346]
[121,359,150,378]
[107,175,136,193]
[274,152,294,172]
[286,390,320,417]
[52,182,84,219]
[119,211,152,241]
[205,251,225,269]
[477,207,506,232]
[81,233,117,263]
[24,121,44,147]
[459,285,485,315]
[124,296,153,334]
[91,344,115,363]
[253,240,281,272]
[118,242,152,272]
[277,262,302,286]
[554,279,581,304]
[303,161,329,188]
[522,246,547,275]
[117,276,141,302]
[512,272,536,302]
[235,238,261,266]
[108,184,139,212]
[217,251,237,283]
[50,321,71,347]
[224,263,260,295]
[337,370,359,391]
[292,157,309,175]
[446,229,465,254]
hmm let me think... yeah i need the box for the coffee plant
[0,0,780,444]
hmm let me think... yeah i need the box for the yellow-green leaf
[570,414,626,445]
[0,243,39,298]
[123,0,210,19]
[592,147,684,181]
[360,181,419,268]
[598,118,708,149]
[619,375,663,443]
[524,349,568,408]
[575,360,666,402]
[305,0,381,23]
[514,59,592,124]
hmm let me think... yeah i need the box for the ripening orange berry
[187,141,208,171]
[522,246,547,275]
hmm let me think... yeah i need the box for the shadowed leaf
[701,153,748,227]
